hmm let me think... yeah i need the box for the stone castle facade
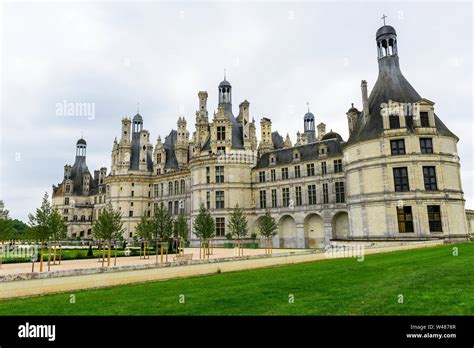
[52,24,470,247]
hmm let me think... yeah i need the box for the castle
[52,24,470,247]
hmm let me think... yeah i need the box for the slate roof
[163,130,179,169]
[346,54,456,146]
[254,139,343,169]
[69,156,96,196]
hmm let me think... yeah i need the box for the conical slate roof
[346,28,456,145]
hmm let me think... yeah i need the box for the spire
[224,68,226,80]
[307,101,310,113]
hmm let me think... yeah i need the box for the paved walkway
[0,247,303,276]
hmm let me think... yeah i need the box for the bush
[87,245,93,257]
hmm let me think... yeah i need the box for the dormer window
[420,112,429,127]
[217,126,226,141]
[270,155,276,164]
[389,115,400,129]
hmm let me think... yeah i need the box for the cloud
[1,1,472,221]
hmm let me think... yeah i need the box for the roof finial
[307,102,310,112]
[224,68,226,80]
[137,102,140,114]
[381,14,387,26]
[81,130,83,139]
[351,103,354,108]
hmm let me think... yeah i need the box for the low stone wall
[0,240,445,300]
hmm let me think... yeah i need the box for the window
[271,189,277,208]
[390,139,406,155]
[307,163,315,176]
[215,166,224,183]
[161,183,164,196]
[259,171,266,183]
[65,184,71,193]
[94,196,97,204]
[389,115,400,129]
[131,190,135,197]
[154,184,159,197]
[334,159,343,173]
[281,168,289,180]
[405,115,413,129]
[80,231,84,237]
[206,167,210,183]
[420,112,429,127]
[307,185,317,205]
[168,201,173,212]
[397,206,414,233]
[168,182,172,195]
[156,153,161,164]
[335,182,345,203]
[323,183,329,204]
[427,205,442,232]
[63,217,68,221]
[217,126,226,141]
[420,138,433,154]
[294,166,301,178]
[321,162,327,175]
[130,202,134,207]
[65,197,69,205]
[270,169,276,181]
[63,208,68,214]
[80,215,85,221]
[129,211,133,217]
[259,190,266,209]
[215,191,225,209]
[174,201,179,215]
[423,166,437,191]
[282,188,290,207]
[217,146,226,155]
[99,196,102,204]
[154,203,158,214]
[206,191,211,210]
[295,186,302,206]
[215,217,225,237]
[180,180,185,194]
[393,167,409,192]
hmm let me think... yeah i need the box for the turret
[317,122,326,141]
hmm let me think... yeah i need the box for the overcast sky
[0,1,472,221]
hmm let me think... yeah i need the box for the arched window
[174,181,179,195]
[168,182,173,195]
[180,180,185,194]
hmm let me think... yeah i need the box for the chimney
[361,80,369,121]
[317,122,326,141]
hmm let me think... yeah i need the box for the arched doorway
[304,214,325,248]
[278,215,296,248]
[332,211,349,239]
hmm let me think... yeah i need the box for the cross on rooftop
[381,14,387,26]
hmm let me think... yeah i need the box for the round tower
[343,23,468,242]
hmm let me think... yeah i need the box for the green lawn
[0,243,472,315]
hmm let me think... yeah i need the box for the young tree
[49,208,67,265]
[173,212,189,255]
[152,202,173,263]
[173,212,188,240]
[135,216,154,259]
[28,192,53,272]
[258,210,278,254]
[92,203,124,267]
[227,204,248,256]
[193,204,215,259]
